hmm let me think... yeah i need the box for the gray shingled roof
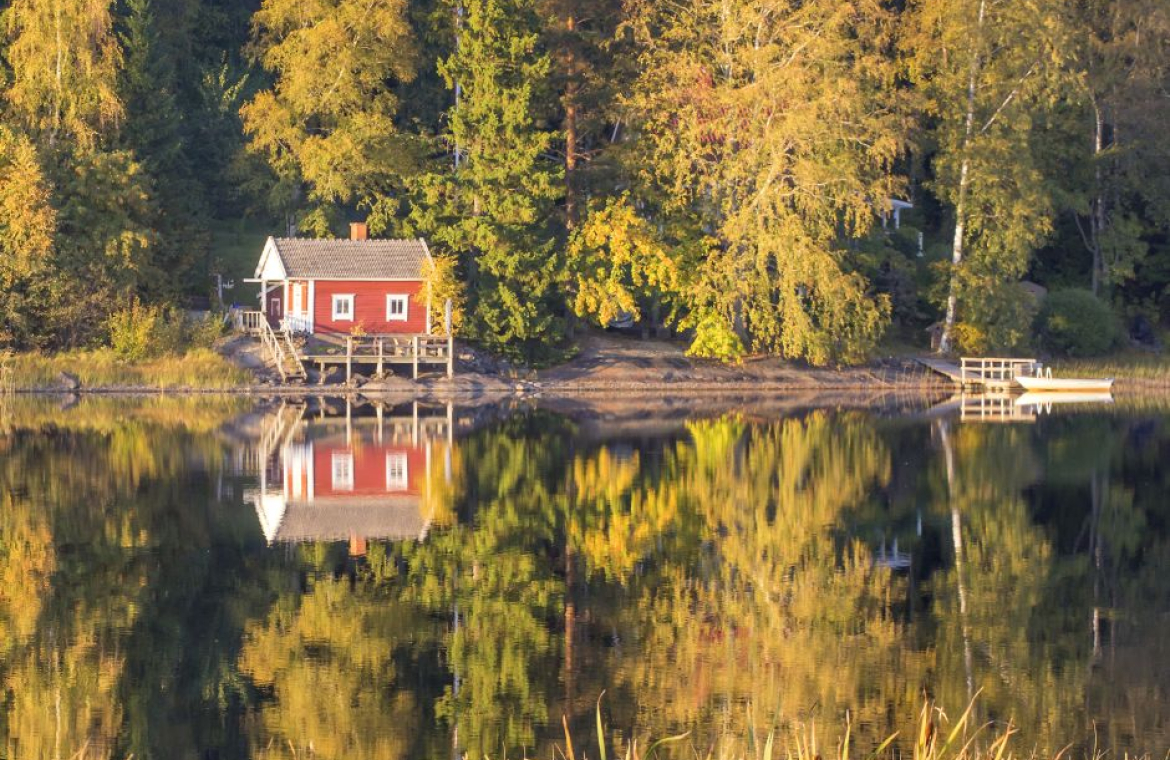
[271,237,429,279]
[274,496,428,542]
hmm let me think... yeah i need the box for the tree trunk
[563,13,579,229]
[939,0,987,355]
[52,0,63,146]
[1090,98,1105,295]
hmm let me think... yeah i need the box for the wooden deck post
[412,336,419,379]
[346,336,353,382]
[376,337,384,377]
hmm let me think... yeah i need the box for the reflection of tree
[239,571,430,760]
[2,398,1168,758]
[0,400,251,760]
[602,413,917,751]
[399,414,569,759]
[930,422,1084,756]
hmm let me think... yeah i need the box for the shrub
[106,299,165,360]
[954,281,1038,355]
[1035,288,1119,357]
[686,312,745,363]
[187,312,226,349]
[105,300,212,359]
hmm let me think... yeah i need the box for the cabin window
[332,294,354,321]
[331,451,354,491]
[386,452,409,490]
[291,284,303,314]
[386,294,409,322]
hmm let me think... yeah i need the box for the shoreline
[5,375,1166,396]
[7,333,1168,397]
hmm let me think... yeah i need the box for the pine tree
[0,126,58,348]
[119,0,209,297]
[408,0,564,360]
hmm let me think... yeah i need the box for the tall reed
[559,693,1108,760]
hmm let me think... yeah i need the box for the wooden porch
[232,309,453,382]
[300,332,454,381]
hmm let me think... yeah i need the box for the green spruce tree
[408,0,564,361]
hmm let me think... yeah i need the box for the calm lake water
[1,394,1168,760]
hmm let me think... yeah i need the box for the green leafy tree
[1065,0,1170,295]
[623,0,903,365]
[905,0,1071,353]
[241,0,419,235]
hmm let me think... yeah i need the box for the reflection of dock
[925,392,1038,423]
[959,392,1036,423]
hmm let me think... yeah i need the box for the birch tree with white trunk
[905,0,1069,354]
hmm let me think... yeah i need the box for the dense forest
[0,0,1168,364]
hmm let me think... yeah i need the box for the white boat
[1013,375,1114,393]
[1014,391,1115,407]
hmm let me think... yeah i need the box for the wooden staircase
[257,318,306,382]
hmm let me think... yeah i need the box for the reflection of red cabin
[256,437,433,546]
[286,441,426,499]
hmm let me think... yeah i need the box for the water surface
[0,394,1167,759]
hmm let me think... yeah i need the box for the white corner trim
[255,237,287,280]
[308,280,316,331]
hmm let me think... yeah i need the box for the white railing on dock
[959,357,1038,388]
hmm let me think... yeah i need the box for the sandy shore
[8,333,1165,397]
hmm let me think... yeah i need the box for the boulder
[54,371,80,391]
[361,376,416,393]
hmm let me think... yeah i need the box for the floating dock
[917,357,1039,389]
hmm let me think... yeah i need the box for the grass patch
[1051,351,1170,386]
[210,217,273,307]
[575,693,1143,760]
[4,347,253,390]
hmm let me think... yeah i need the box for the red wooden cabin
[249,223,433,335]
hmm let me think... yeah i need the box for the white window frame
[386,294,409,322]
[332,294,355,321]
[291,283,303,314]
[386,452,409,490]
[331,451,354,491]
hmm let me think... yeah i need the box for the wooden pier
[302,333,454,381]
[232,310,453,382]
[917,356,1039,390]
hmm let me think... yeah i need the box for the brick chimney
[349,222,368,241]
